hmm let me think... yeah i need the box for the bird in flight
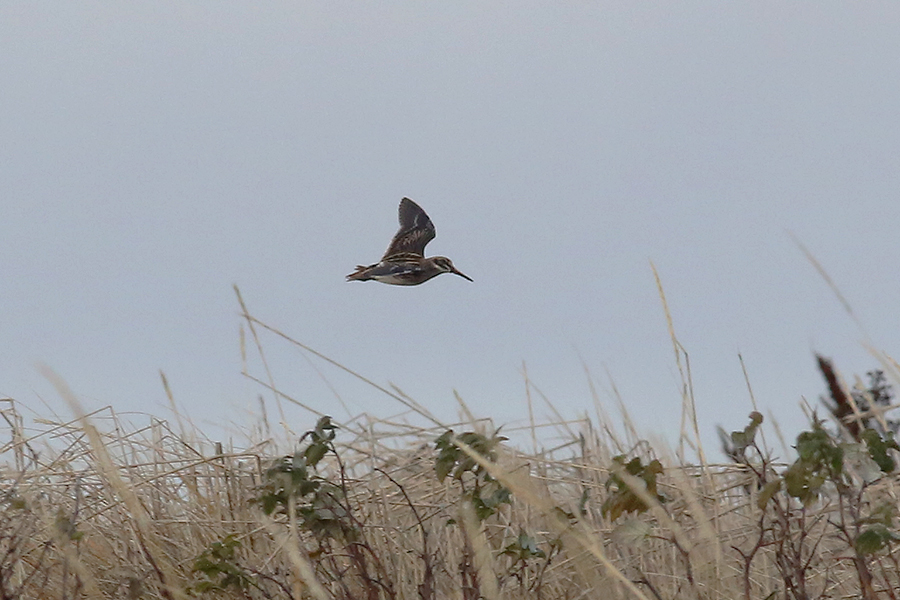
[346,198,472,286]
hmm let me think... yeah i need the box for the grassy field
[2,295,899,600]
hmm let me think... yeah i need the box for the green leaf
[757,480,782,509]
[435,454,456,482]
[305,441,328,467]
[731,412,763,452]
[602,454,667,521]
[855,525,900,555]
[783,463,816,504]
[501,531,546,560]
[861,429,899,473]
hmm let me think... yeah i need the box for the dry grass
[2,399,898,598]
[1,289,898,599]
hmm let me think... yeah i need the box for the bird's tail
[345,265,371,281]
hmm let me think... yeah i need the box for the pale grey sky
[2,3,899,452]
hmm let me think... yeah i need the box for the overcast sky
[2,3,899,455]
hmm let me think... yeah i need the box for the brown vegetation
[1,292,898,599]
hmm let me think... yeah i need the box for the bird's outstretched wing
[382,197,436,259]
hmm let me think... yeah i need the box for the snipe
[346,198,472,286]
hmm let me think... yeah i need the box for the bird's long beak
[452,267,473,282]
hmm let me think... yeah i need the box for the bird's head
[432,256,473,281]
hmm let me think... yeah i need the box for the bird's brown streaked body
[346,198,472,286]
